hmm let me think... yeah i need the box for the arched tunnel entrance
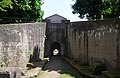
[51,42,61,56]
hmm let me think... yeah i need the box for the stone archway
[51,42,61,56]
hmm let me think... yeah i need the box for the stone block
[0,67,21,78]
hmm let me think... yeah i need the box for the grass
[27,60,47,78]
[34,69,81,78]
[59,70,83,78]
[59,73,76,78]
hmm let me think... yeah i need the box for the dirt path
[39,56,82,78]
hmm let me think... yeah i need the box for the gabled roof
[45,14,67,20]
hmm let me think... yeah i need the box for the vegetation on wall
[72,0,120,20]
[0,0,44,23]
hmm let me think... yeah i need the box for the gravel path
[39,56,82,78]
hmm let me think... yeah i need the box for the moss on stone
[90,62,106,75]
[102,70,120,78]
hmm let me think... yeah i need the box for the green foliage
[0,0,12,11]
[72,0,120,20]
[0,0,43,23]
[28,0,44,22]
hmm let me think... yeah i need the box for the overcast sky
[41,0,87,22]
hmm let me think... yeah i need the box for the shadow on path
[42,56,82,78]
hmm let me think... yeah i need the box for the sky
[41,0,87,22]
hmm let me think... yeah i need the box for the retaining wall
[0,23,46,70]
[68,19,120,69]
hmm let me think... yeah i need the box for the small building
[45,14,67,23]
[44,14,70,57]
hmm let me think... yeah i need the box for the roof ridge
[45,14,67,20]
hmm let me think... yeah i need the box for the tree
[28,0,44,22]
[6,0,31,21]
[0,0,44,23]
[103,0,120,18]
[0,0,13,19]
[0,0,12,12]
[72,0,120,20]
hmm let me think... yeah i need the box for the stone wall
[0,18,120,71]
[0,23,46,70]
[44,20,69,57]
[68,19,120,69]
